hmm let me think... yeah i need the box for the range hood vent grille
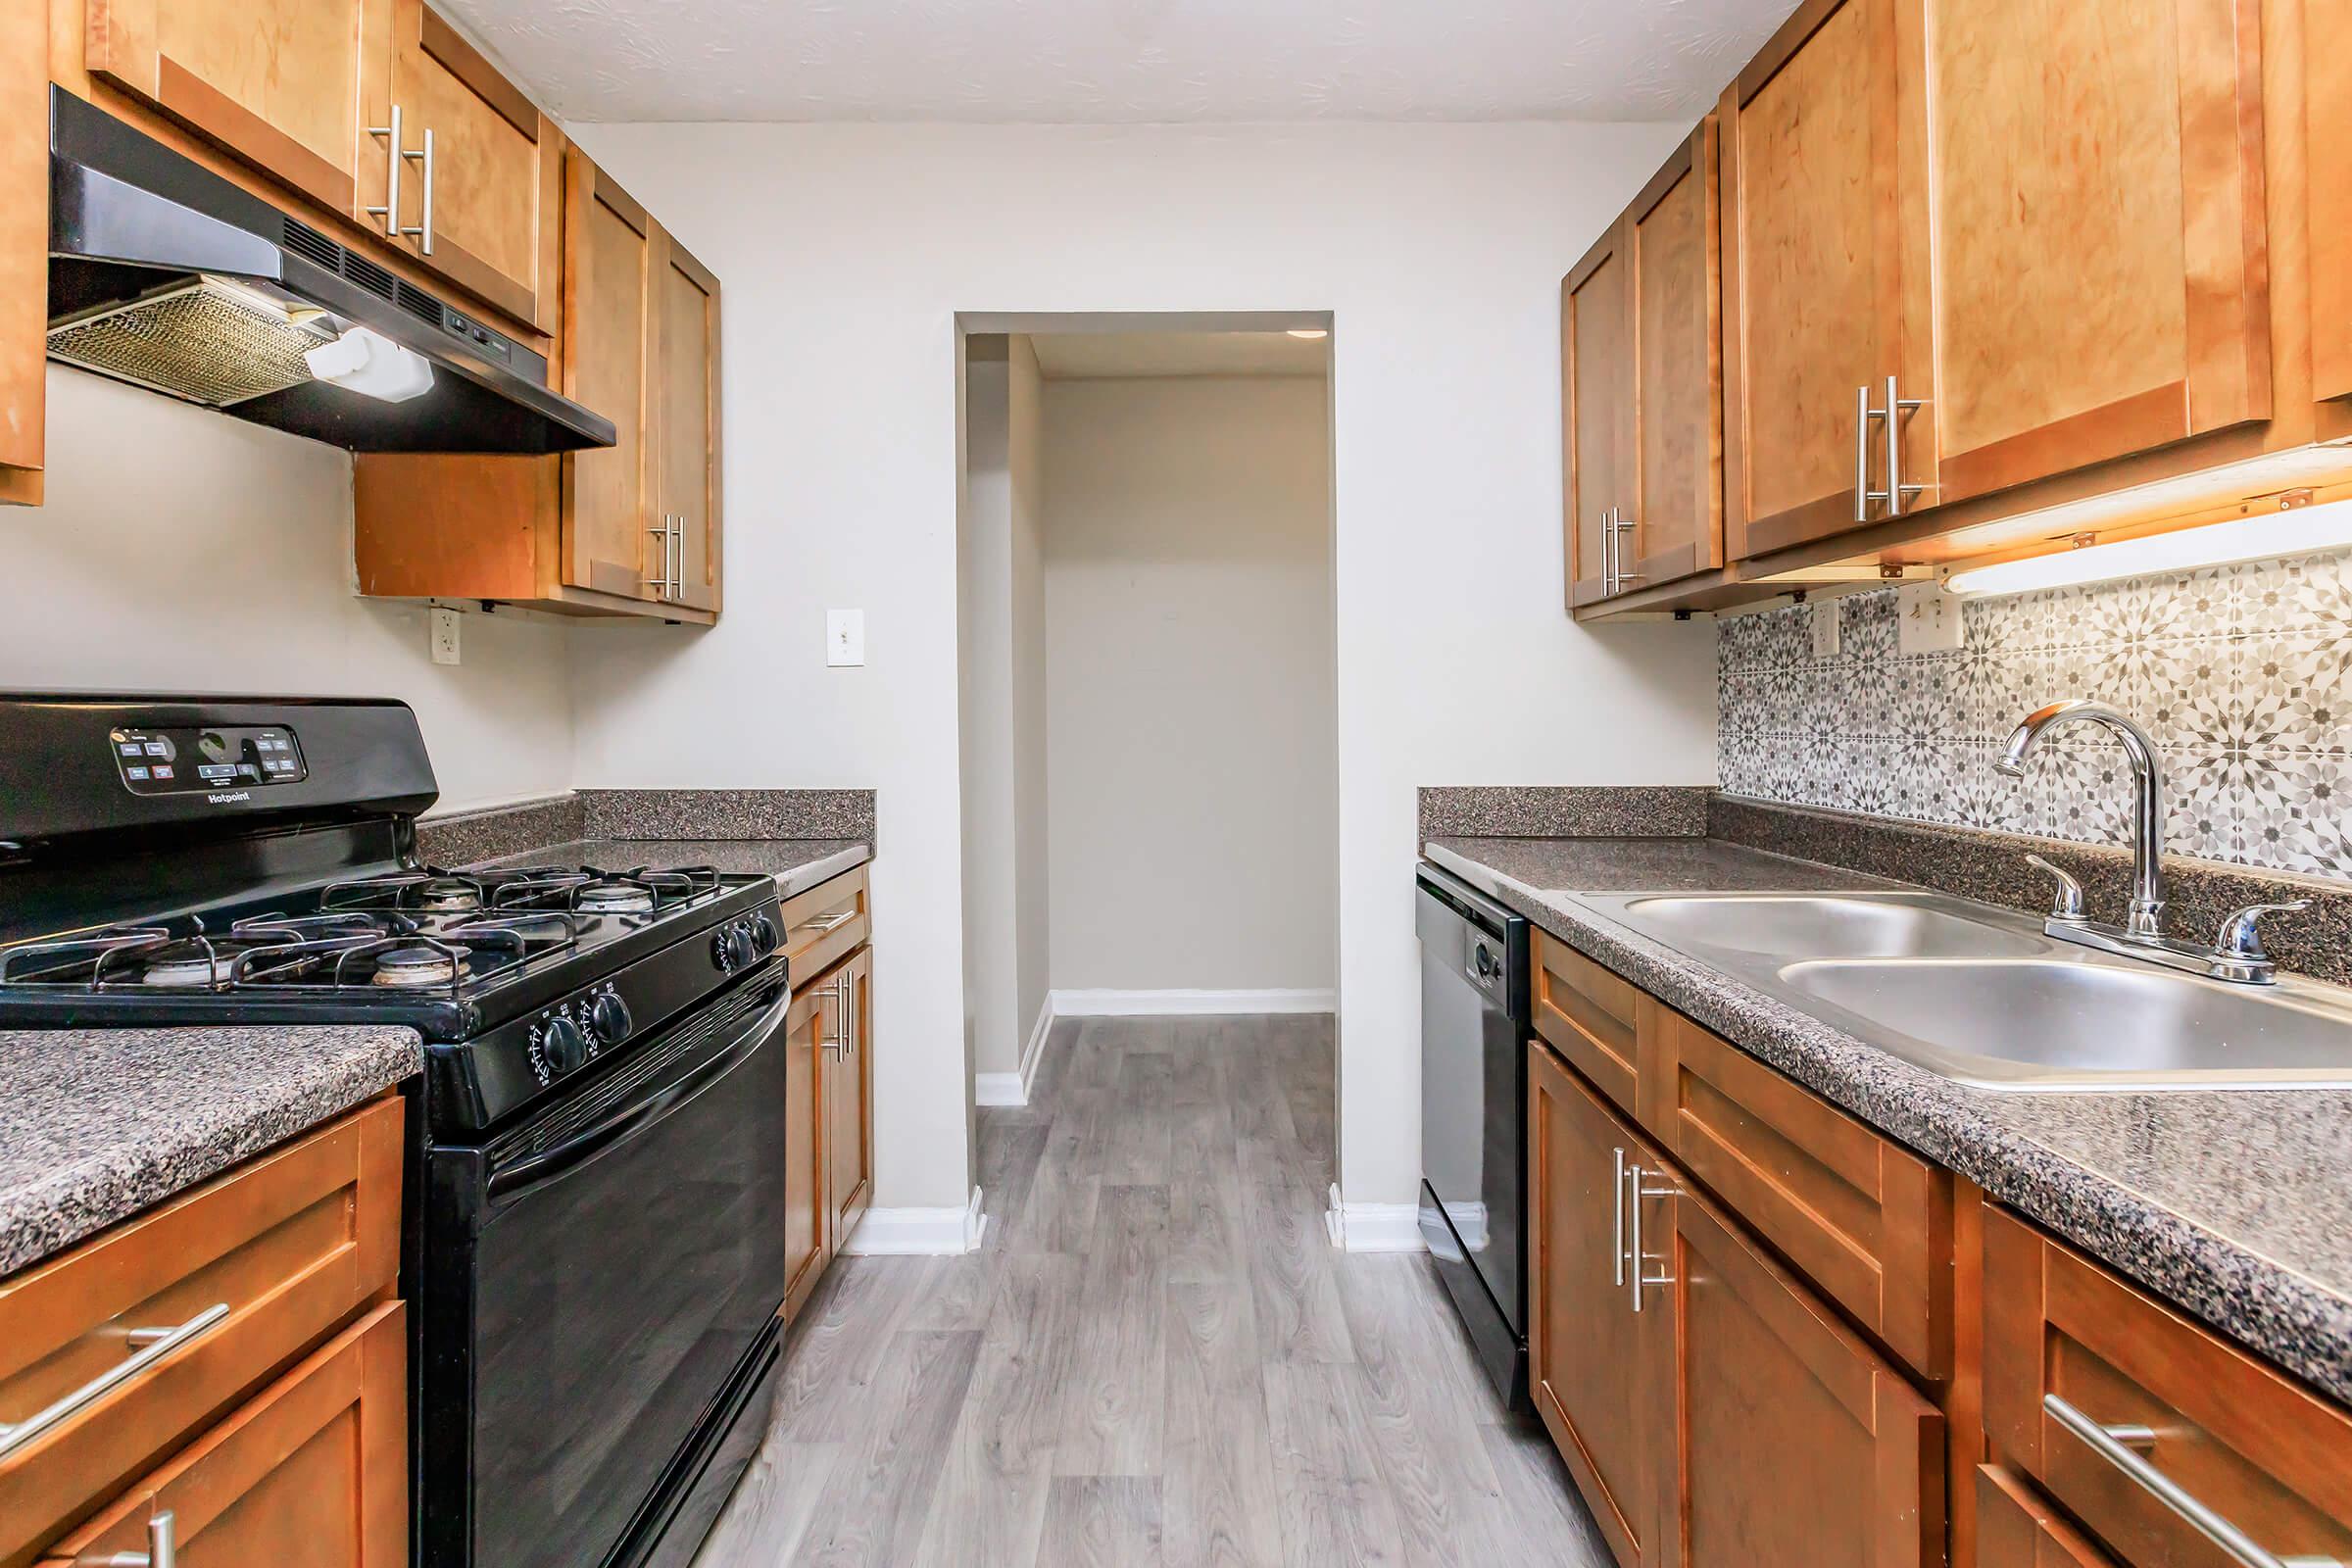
[394,280,441,327]
[47,277,329,408]
[281,218,340,272]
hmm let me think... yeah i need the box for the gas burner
[371,945,466,988]
[319,868,491,913]
[413,879,484,913]
[140,947,237,988]
[574,881,655,914]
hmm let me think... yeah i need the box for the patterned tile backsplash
[1716,551,2352,879]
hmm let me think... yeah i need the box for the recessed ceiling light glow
[1285,328,1328,340]
[1944,500,2352,598]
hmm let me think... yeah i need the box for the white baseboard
[1324,1183,1427,1253]
[840,1186,988,1255]
[1052,987,1338,1017]
[975,995,1057,1107]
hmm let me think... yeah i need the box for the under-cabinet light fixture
[1285,327,1329,340]
[1943,498,2352,598]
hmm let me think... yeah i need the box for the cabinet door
[1977,1466,2122,1568]
[2315,0,2352,404]
[378,0,557,330]
[824,949,873,1252]
[2,0,44,507]
[1528,1042,1658,1568]
[782,983,830,1322]
[1563,220,1633,608]
[38,1301,406,1567]
[560,156,659,603]
[85,0,381,220]
[1913,0,2269,507]
[1623,117,1724,595]
[1719,0,1920,560]
[654,226,722,614]
[1642,1172,1942,1567]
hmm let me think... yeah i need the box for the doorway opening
[954,314,1339,1121]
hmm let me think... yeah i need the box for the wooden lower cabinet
[1529,1037,1942,1568]
[1976,1465,2120,1568]
[781,925,878,1325]
[38,1300,406,1567]
[781,976,830,1320]
[824,947,874,1252]
[1528,1042,1658,1566]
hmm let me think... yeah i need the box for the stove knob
[712,923,755,973]
[747,912,780,956]
[542,1012,588,1074]
[590,990,633,1046]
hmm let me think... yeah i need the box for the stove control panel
[109,724,306,796]
[711,914,779,973]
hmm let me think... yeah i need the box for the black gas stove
[0,694,794,1568]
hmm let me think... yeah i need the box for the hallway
[693,1013,1608,1567]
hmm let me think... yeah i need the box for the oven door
[423,965,791,1568]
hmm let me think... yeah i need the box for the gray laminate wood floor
[693,1013,1610,1568]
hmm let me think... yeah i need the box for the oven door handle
[487,980,790,1204]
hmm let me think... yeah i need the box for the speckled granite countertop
[473,838,871,898]
[1427,834,2352,1405]
[0,1026,420,1278]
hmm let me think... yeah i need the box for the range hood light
[1944,499,2352,598]
[304,325,435,404]
[1286,327,1329,340]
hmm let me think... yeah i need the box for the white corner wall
[563,120,1723,1214]
[957,352,1016,1083]
[1042,373,1336,993]
[1007,338,1052,1056]
[12,368,575,813]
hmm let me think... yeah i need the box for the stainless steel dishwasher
[1416,861,1532,1407]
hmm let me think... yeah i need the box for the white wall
[1007,338,1052,1054]
[10,368,576,814]
[1043,373,1336,993]
[564,120,1723,1213]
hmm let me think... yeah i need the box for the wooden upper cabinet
[1909,0,2270,509]
[2305,0,2352,404]
[1564,220,1632,609]
[1720,0,1917,561]
[373,0,559,331]
[84,0,381,219]
[654,229,721,614]
[563,160,658,604]
[1623,117,1724,596]
[1528,1042,1659,1568]
[3,0,44,507]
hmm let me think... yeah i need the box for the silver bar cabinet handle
[1597,507,1615,595]
[1611,512,1642,588]
[2041,1393,2341,1568]
[1610,1147,1627,1287]
[646,519,673,598]
[1627,1166,1680,1313]
[1885,373,1925,515]
[1855,385,1891,521]
[364,105,405,238]
[414,126,436,256]
[0,1305,229,1461]
[671,515,684,596]
[81,1510,175,1568]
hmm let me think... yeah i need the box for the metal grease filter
[47,278,327,408]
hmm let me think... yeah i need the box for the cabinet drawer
[1977,1464,2119,1568]
[781,866,869,990]
[0,1095,403,1564]
[1532,929,1642,1116]
[39,1300,406,1567]
[1983,1203,2352,1567]
[1652,1008,1951,1380]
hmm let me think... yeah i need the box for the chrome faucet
[1996,700,2167,935]
[1995,699,2306,984]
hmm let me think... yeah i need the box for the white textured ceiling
[1030,331,1328,379]
[440,0,1796,124]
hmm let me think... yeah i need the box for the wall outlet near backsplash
[1717,550,2352,879]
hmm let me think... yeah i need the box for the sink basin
[1615,894,2040,960]
[1781,957,2352,1090]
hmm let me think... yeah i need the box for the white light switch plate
[826,609,865,667]
[430,607,462,665]
[1895,581,1962,654]
[1811,600,1841,659]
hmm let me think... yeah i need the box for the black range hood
[46,87,615,456]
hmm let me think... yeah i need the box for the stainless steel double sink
[1576,890,2352,1092]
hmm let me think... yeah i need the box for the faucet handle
[2025,855,2086,921]
[2216,901,2310,961]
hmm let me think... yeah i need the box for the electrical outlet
[430,607,462,665]
[826,609,864,667]
[1895,581,1962,654]
[1811,600,1841,659]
